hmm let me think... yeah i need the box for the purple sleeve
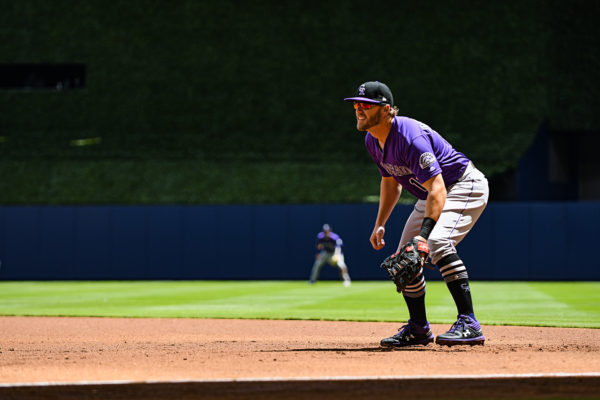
[406,135,443,184]
[315,232,324,246]
[330,233,343,247]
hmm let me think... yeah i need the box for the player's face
[354,102,384,131]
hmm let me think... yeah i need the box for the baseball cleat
[435,314,485,346]
[380,320,434,348]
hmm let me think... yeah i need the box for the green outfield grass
[0,281,598,328]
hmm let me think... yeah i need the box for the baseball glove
[380,238,429,292]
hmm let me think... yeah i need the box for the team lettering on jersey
[381,163,413,177]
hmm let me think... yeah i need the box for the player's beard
[356,108,383,132]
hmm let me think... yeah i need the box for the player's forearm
[417,174,446,241]
[424,175,447,221]
[375,177,402,227]
[425,193,445,221]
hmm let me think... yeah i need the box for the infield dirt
[0,316,599,384]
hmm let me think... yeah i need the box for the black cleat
[380,320,434,348]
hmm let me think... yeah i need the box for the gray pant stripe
[446,178,475,241]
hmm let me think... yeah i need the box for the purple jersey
[365,116,470,200]
[316,232,342,253]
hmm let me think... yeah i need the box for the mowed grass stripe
[0,281,598,328]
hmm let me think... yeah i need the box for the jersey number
[409,177,427,193]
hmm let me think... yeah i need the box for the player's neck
[368,117,394,149]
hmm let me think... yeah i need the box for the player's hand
[370,226,386,250]
[414,235,427,243]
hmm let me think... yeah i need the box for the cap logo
[358,84,366,96]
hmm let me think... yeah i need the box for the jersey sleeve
[315,233,323,247]
[329,233,343,247]
[406,133,443,184]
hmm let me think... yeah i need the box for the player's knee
[427,235,453,264]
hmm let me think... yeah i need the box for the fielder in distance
[309,224,352,287]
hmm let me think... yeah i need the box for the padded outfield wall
[0,203,597,281]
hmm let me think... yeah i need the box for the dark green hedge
[1,1,598,204]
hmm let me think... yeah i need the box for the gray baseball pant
[398,162,489,297]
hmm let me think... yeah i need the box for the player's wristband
[419,217,436,240]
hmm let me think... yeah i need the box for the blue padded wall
[0,203,598,281]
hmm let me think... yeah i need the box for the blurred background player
[309,224,351,287]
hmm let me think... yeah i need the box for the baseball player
[309,224,352,287]
[344,81,489,347]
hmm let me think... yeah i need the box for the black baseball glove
[381,238,429,293]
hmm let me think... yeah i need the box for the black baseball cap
[344,81,394,106]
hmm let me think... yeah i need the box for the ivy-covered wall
[1,1,598,204]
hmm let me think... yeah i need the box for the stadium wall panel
[0,203,598,281]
